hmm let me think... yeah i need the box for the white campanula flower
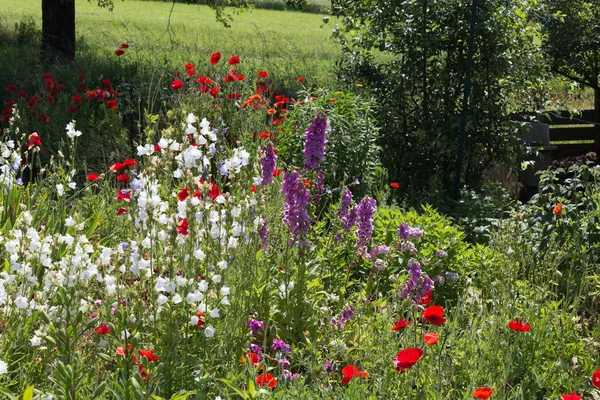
[215,195,226,204]
[158,138,169,149]
[198,280,208,292]
[65,217,75,227]
[220,297,230,306]
[30,336,42,346]
[217,260,228,270]
[172,294,182,304]
[65,121,82,139]
[227,237,238,250]
[0,360,7,374]
[67,182,76,190]
[204,325,215,338]
[210,308,220,318]
[219,286,230,296]
[211,275,221,284]
[56,184,64,196]
[186,291,203,304]
[190,315,199,325]
[193,249,205,261]
[15,295,28,309]
[157,294,168,305]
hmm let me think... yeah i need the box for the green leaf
[22,386,33,400]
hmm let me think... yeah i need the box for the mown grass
[0,0,339,94]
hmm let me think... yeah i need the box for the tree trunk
[595,87,600,153]
[41,0,76,63]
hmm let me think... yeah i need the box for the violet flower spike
[303,113,328,170]
[355,197,377,249]
[260,143,277,186]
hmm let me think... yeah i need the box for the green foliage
[330,0,547,206]
[278,89,381,196]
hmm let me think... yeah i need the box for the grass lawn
[0,0,340,91]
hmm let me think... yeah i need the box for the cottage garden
[2,1,600,399]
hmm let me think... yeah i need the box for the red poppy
[391,318,411,332]
[140,349,160,362]
[68,106,78,113]
[6,85,16,92]
[561,393,582,400]
[27,133,42,147]
[553,203,562,215]
[17,91,28,99]
[210,52,221,65]
[273,119,282,125]
[117,208,128,215]
[78,74,86,80]
[71,95,82,104]
[472,387,494,399]
[186,69,196,76]
[592,369,600,389]
[251,185,257,193]
[210,86,220,98]
[422,305,446,326]
[117,174,130,183]
[257,71,269,78]
[94,323,110,335]
[418,290,432,306]
[184,63,195,70]
[178,188,190,202]
[110,162,126,173]
[424,333,439,346]
[177,217,189,235]
[116,190,131,202]
[508,319,530,332]
[209,183,220,200]
[88,173,99,181]
[272,169,282,177]
[341,365,368,384]
[106,100,117,109]
[40,114,52,123]
[42,73,52,79]
[256,373,277,388]
[46,95,54,103]
[393,348,424,372]
[297,77,305,82]
[240,353,261,367]
[228,55,240,65]
[171,79,184,91]
[120,43,129,49]
[259,131,270,139]
[115,49,125,56]
[116,343,132,357]
[227,92,240,101]
[390,182,400,189]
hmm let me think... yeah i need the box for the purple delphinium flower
[337,188,353,218]
[260,143,277,186]
[259,218,268,249]
[401,259,422,300]
[331,304,356,330]
[281,171,311,248]
[271,338,292,355]
[323,360,333,371]
[355,197,377,248]
[342,207,358,233]
[446,271,458,281]
[303,113,328,170]
[247,319,264,336]
[370,245,391,258]
[398,223,426,241]
[398,224,410,240]
[436,249,448,258]
[278,359,291,368]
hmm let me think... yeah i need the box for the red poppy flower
[68,106,78,113]
[106,100,117,109]
[273,119,282,125]
[177,217,189,235]
[251,185,257,193]
[256,373,277,388]
[122,159,136,167]
[259,131,270,139]
[209,183,220,200]
[178,188,190,202]
[109,162,126,173]
[390,182,400,189]
[228,55,240,65]
[561,393,582,400]
[422,305,446,326]
[116,343,132,357]
[297,77,305,82]
[508,319,530,332]
[418,290,432,306]
[272,169,282,177]
[592,369,600,389]
[171,79,184,91]
[210,86,220,98]
[240,353,261,367]
[6,85,16,92]
[257,71,269,78]
[553,203,562,215]
[94,323,110,335]
[424,333,439,346]
[42,73,52,79]
[341,365,368,384]
[210,52,221,65]
[40,114,52,123]
[17,91,28,99]
[115,49,125,56]
[186,69,196,76]
[472,387,494,399]
[393,348,424,372]
[184,62,195,70]
[117,208,128,215]
[117,174,130,183]
[116,190,131,202]
[120,43,129,49]
[27,133,42,147]
[140,349,160,362]
[391,318,411,332]
[46,95,54,103]
[88,173,99,181]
